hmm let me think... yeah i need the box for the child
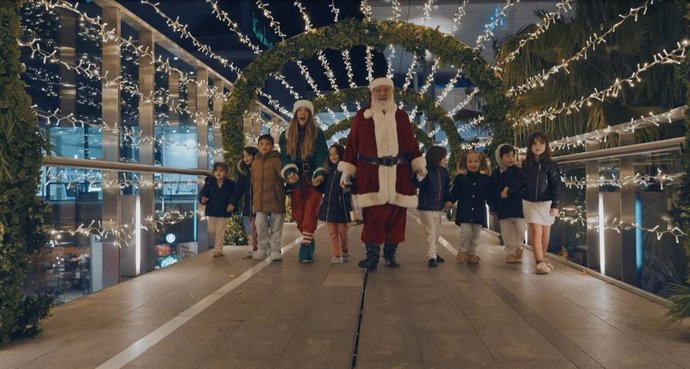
[416,146,454,267]
[251,134,286,261]
[522,132,561,274]
[452,150,491,264]
[489,144,527,264]
[199,162,235,257]
[317,144,350,264]
[229,146,259,259]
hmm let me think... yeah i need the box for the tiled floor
[2,215,689,369]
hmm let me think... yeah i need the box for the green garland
[222,19,511,166]
[0,1,53,344]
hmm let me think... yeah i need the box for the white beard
[370,98,397,115]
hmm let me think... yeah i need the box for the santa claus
[338,77,427,271]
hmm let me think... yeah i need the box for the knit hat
[292,99,314,115]
[369,77,394,91]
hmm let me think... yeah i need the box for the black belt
[358,155,409,167]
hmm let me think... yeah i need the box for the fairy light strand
[509,0,655,96]
[516,42,688,127]
[475,0,518,51]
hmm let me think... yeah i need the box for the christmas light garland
[508,0,655,96]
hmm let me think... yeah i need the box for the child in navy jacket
[452,151,491,264]
[199,162,235,257]
[415,146,454,267]
[229,146,259,258]
[317,144,350,264]
[489,144,526,264]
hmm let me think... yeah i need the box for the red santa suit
[338,101,425,244]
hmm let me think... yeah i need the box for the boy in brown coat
[251,134,286,261]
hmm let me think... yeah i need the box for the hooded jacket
[251,150,286,213]
[415,165,453,211]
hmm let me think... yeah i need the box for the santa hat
[369,77,394,91]
[292,99,314,115]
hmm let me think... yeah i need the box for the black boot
[358,243,380,271]
[383,243,400,268]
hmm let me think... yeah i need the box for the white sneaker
[270,250,282,261]
[242,249,254,259]
[331,256,344,264]
[341,252,350,262]
[252,249,268,260]
[536,262,551,274]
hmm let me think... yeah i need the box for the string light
[207,0,262,54]
[141,0,241,76]
[475,0,518,51]
[496,0,574,68]
[516,42,688,127]
[385,44,396,79]
[508,0,655,96]
[437,68,462,106]
[390,0,402,21]
[448,88,479,117]
[365,46,374,82]
[360,0,372,22]
[255,0,287,40]
[409,57,441,120]
[421,0,435,26]
[557,214,686,244]
[560,170,684,191]
[449,1,469,33]
[549,106,686,150]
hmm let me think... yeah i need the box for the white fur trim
[369,77,394,91]
[363,109,372,119]
[292,99,314,115]
[311,167,326,181]
[411,156,426,174]
[392,193,419,208]
[337,161,356,177]
[280,163,298,179]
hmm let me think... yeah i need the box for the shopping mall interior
[1,0,689,368]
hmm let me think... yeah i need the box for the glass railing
[551,137,687,296]
[31,159,209,304]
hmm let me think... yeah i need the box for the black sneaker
[436,255,445,263]
[428,258,438,267]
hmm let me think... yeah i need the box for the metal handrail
[553,137,684,164]
[43,156,210,176]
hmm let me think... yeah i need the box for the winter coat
[230,159,253,217]
[198,176,235,217]
[317,166,348,223]
[279,127,329,184]
[415,166,453,211]
[251,150,285,213]
[338,107,425,208]
[522,158,561,208]
[489,166,525,220]
[452,171,491,227]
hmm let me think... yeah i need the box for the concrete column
[134,29,155,275]
[585,140,600,270]
[195,68,209,252]
[212,78,224,163]
[619,132,638,285]
[168,73,179,127]
[100,6,121,289]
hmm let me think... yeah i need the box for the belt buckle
[382,156,394,166]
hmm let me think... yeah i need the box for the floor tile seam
[419,213,590,367]
[409,212,504,366]
[92,233,307,369]
[476,275,607,369]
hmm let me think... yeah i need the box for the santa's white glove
[340,173,351,188]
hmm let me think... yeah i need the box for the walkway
[1,213,689,369]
